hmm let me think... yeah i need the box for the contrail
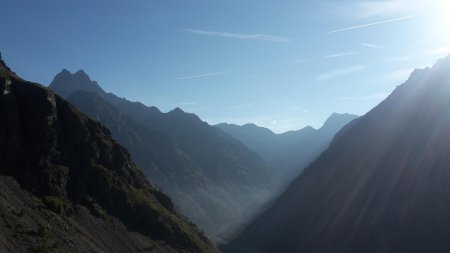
[182,29,292,43]
[176,56,340,80]
[177,71,232,80]
[323,52,358,59]
[323,15,419,35]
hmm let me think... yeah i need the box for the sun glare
[429,0,450,40]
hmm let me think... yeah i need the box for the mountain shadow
[0,53,216,253]
[49,69,278,241]
[225,56,450,253]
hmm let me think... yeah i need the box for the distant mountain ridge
[226,56,450,253]
[0,53,216,253]
[49,69,278,240]
[216,113,358,183]
[50,69,161,121]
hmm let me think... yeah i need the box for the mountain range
[225,56,450,253]
[3,49,450,253]
[48,70,278,240]
[0,53,216,253]
[216,113,358,184]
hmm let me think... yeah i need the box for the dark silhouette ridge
[225,55,450,253]
[49,69,278,241]
[0,53,216,253]
[50,68,161,121]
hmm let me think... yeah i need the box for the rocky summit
[0,53,217,253]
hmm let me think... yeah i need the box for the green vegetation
[43,196,68,215]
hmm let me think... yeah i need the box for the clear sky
[1,0,449,133]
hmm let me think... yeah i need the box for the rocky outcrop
[0,53,216,253]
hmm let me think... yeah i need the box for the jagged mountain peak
[55,68,91,82]
[395,55,449,92]
[1,57,217,253]
[59,68,71,74]
[74,69,88,76]
[165,106,204,124]
[47,66,277,240]
[169,107,185,114]
[50,68,105,98]
[49,69,162,122]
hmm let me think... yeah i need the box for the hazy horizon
[2,2,450,253]
[1,0,449,132]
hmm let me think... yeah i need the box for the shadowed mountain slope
[49,70,277,241]
[225,56,450,253]
[0,53,216,253]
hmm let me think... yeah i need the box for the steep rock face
[49,70,277,241]
[65,91,224,235]
[0,54,216,253]
[226,56,450,253]
[66,90,202,190]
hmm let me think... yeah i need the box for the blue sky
[1,0,449,133]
